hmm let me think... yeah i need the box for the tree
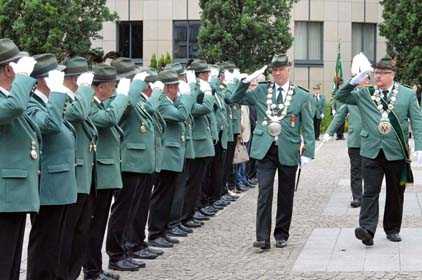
[0,0,117,61]
[380,0,421,90]
[150,54,158,70]
[198,0,297,72]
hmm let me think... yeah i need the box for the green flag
[334,42,343,90]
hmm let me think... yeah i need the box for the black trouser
[58,192,96,280]
[336,122,345,139]
[182,157,212,222]
[0,213,26,280]
[27,204,68,280]
[256,144,298,242]
[360,150,406,235]
[313,117,321,140]
[148,170,179,241]
[83,189,114,279]
[126,174,154,253]
[169,160,192,228]
[203,140,226,204]
[245,139,256,180]
[224,137,238,189]
[348,148,363,201]
[107,172,147,262]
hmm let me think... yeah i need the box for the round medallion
[267,121,282,137]
[30,150,38,160]
[378,120,392,135]
[140,125,147,133]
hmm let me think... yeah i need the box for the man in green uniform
[57,57,99,280]
[337,56,422,246]
[231,54,315,250]
[82,65,137,278]
[0,39,39,280]
[312,83,325,140]
[26,53,78,280]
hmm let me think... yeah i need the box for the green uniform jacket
[191,83,215,158]
[158,93,194,172]
[90,95,128,189]
[326,104,362,148]
[210,78,229,149]
[27,92,77,205]
[64,86,97,194]
[313,94,326,119]
[336,83,422,160]
[0,75,41,213]
[120,80,157,174]
[231,82,315,166]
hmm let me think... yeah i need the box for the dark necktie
[277,87,283,104]
[382,90,389,110]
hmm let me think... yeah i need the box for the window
[173,20,201,60]
[117,21,143,60]
[294,21,323,66]
[352,23,377,63]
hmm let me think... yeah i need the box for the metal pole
[128,0,132,58]
[186,0,189,59]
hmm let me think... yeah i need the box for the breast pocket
[1,169,29,204]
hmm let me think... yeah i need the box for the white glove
[414,151,422,167]
[77,72,94,87]
[350,71,370,86]
[116,78,131,96]
[244,65,267,83]
[321,113,325,119]
[322,133,332,143]
[224,70,234,83]
[45,70,67,93]
[240,73,248,80]
[332,109,336,116]
[178,80,190,95]
[186,70,197,85]
[133,71,149,81]
[233,69,241,80]
[9,56,37,76]
[199,79,212,95]
[210,67,220,79]
[151,81,164,91]
[300,156,312,167]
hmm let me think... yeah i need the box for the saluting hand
[77,72,94,87]
[45,70,67,93]
[116,78,131,96]
[9,56,37,76]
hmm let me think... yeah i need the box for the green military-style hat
[31,53,65,79]
[111,57,141,79]
[63,56,89,77]
[270,54,291,68]
[373,55,395,71]
[92,64,117,83]
[219,61,236,71]
[188,59,211,74]
[164,62,186,76]
[145,69,158,83]
[0,38,27,65]
[158,69,179,85]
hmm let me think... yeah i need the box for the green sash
[379,97,413,186]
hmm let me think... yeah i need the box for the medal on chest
[261,83,295,139]
[371,83,398,135]
[30,141,38,160]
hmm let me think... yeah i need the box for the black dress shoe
[178,223,193,233]
[216,199,230,206]
[386,233,402,242]
[127,257,146,268]
[192,218,204,225]
[253,240,270,250]
[222,194,237,201]
[204,205,218,213]
[193,211,210,221]
[275,239,288,248]
[199,207,215,217]
[99,271,120,280]
[164,234,180,244]
[211,203,224,210]
[146,246,164,256]
[248,178,258,185]
[355,227,374,246]
[236,185,249,192]
[167,226,188,237]
[108,259,140,272]
[183,220,202,228]
[350,199,361,208]
[131,248,158,260]
[246,181,256,188]
[148,237,174,248]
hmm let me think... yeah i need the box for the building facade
[93,0,387,93]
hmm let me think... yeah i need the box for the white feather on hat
[351,52,373,76]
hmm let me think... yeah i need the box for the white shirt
[0,86,10,96]
[274,81,290,101]
[141,93,149,100]
[63,86,76,100]
[93,96,101,104]
[34,89,49,104]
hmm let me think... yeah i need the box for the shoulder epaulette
[296,85,310,93]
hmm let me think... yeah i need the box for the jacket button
[37,170,41,175]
